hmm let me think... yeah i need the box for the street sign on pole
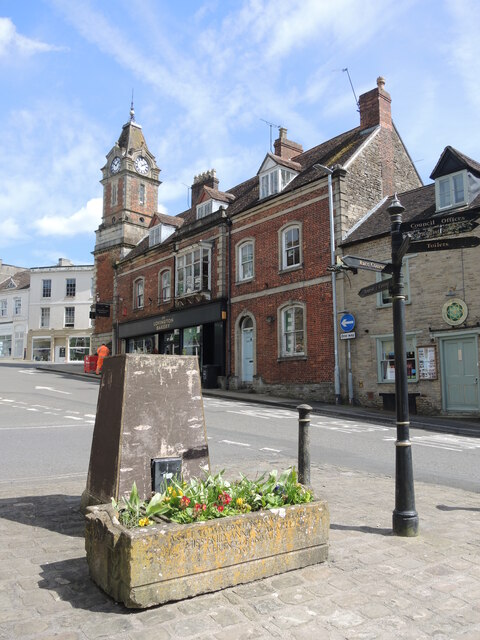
[340,313,355,332]
[358,278,393,298]
[406,236,480,254]
[396,234,411,263]
[341,255,393,273]
[401,209,480,233]
[340,331,355,340]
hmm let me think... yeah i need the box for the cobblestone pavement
[0,457,479,640]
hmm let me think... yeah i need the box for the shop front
[118,300,226,386]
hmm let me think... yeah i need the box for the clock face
[110,156,121,174]
[134,156,149,175]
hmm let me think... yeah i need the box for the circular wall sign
[442,298,468,326]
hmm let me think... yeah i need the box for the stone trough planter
[85,499,329,608]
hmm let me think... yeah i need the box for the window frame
[279,302,306,358]
[65,278,76,297]
[259,167,297,199]
[139,183,146,206]
[14,297,21,316]
[376,256,412,307]
[112,181,118,206]
[435,170,468,211]
[376,334,418,383]
[0,299,6,317]
[64,306,75,328]
[279,223,302,271]
[133,277,145,309]
[159,269,171,302]
[237,239,255,282]
[40,307,50,328]
[175,246,211,297]
[42,279,52,298]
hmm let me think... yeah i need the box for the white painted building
[0,270,30,359]
[27,259,94,362]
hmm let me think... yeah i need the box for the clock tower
[92,105,161,352]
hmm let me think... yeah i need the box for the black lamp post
[388,195,419,537]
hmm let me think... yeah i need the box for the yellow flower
[236,498,244,506]
[167,486,173,494]
[171,490,177,498]
[138,517,150,527]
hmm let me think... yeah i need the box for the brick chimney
[274,128,303,160]
[191,169,219,210]
[358,77,392,131]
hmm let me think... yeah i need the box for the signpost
[358,278,393,298]
[340,313,355,332]
[341,255,393,273]
[95,303,111,318]
[407,236,480,254]
[401,209,480,233]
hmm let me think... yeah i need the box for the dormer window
[435,170,467,211]
[149,223,176,247]
[196,199,223,220]
[259,167,297,199]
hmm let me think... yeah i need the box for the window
[32,338,51,362]
[197,200,213,219]
[435,171,467,211]
[281,225,301,269]
[377,336,417,382]
[376,258,411,307]
[260,167,297,199]
[64,307,75,328]
[134,278,144,309]
[176,247,211,296]
[69,337,90,361]
[66,278,76,297]
[139,183,146,205]
[159,270,171,302]
[112,182,118,206]
[0,299,6,317]
[149,225,162,247]
[281,305,305,357]
[42,279,51,298]
[40,307,50,328]
[14,298,21,316]
[238,241,254,281]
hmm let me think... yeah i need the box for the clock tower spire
[92,107,161,352]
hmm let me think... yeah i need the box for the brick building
[93,78,422,401]
[340,146,480,414]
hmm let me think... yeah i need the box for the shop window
[183,326,201,357]
[64,307,75,328]
[66,278,76,297]
[280,224,301,270]
[377,336,417,382]
[237,240,254,281]
[280,304,305,357]
[128,336,154,353]
[42,279,51,298]
[176,247,211,296]
[69,336,90,361]
[0,335,12,357]
[32,338,51,361]
[40,307,50,328]
[159,270,171,302]
[134,278,144,309]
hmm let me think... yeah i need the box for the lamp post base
[392,510,419,537]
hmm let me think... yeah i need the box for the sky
[1,0,479,269]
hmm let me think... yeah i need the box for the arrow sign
[396,234,411,263]
[407,236,480,253]
[358,278,393,298]
[340,313,355,332]
[401,210,480,232]
[341,255,393,273]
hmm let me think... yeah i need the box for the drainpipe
[314,164,341,405]
[223,209,232,389]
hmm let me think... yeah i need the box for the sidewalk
[36,362,480,438]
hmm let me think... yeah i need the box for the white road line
[260,447,282,453]
[219,439,251,447]
[64,415,84,421]
[0,423,94,430]
[0,471,87,484]
[35,386,71,395]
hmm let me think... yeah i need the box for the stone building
[93,78,422,401]
[340,146,480,414]
[0,269,30,359]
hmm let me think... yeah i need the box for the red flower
[218,492,232,505]
[180,496,190,508]
[216,504,224,512]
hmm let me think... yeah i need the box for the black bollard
[297,404,312,485]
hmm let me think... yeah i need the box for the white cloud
[0,17,64,59]
[33,198,102,236]
[0,217,22,247]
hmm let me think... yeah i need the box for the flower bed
[85,469,329,608]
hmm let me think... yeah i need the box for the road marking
[384,434,480,452]
[35,386,71,395]
[311,420,390,434]
[0,471,87,484]
[260,447,282,453]
[0,423,94,430]
[18,369,37,375]
[219,439,251,447]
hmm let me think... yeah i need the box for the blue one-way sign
[340,313,355,332]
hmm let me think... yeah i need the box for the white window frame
[175,246,211,297]
[376,257,411,307]
[280,303,306,358]
[259,167,297,199]
[66,278,76,297]
[69,336,90,362]
[14,297,21,316]
[237,240,254,282]
[0,299,6,317]
[159,269,171,302]
[280,224,302,270]
[139,183,146,206]
[134,278,145,309]
[376,334,418,383]
[196,199,224,220]
[40,307,50,328]
[64,306,75,328]
[435,170,468,211]
[149,225,162,247]
[42,279,51,298]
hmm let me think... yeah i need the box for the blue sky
[1,0,479,269]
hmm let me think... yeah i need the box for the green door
[441,336,479,411]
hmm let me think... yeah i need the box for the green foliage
[111,468,313,528]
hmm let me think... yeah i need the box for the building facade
[0,270,30,359]
[28,259,94,362]
[340,146,480,414]
[93,78,422,401]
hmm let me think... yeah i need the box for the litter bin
[201,365,220,389]
[84,355,98,373]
